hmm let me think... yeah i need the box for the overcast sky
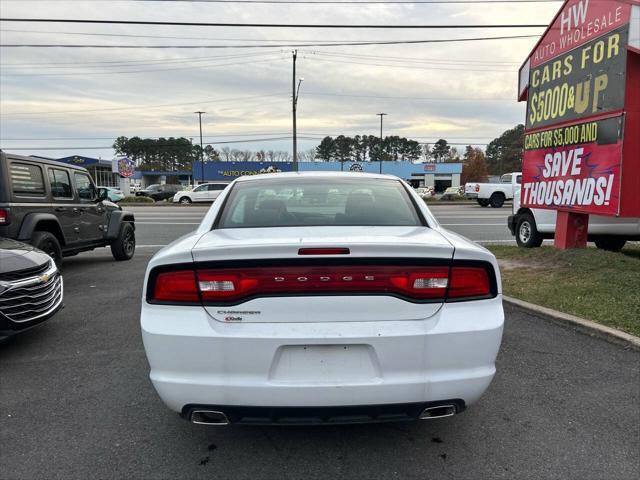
[0,0,561,160]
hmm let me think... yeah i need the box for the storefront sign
[112,156,135,178]
[526,26,628,129]
[521,115,622,215]
[519,0,639,217]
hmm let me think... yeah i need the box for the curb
[503,296,640,351]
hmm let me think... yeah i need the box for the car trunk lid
[190,226,454,323]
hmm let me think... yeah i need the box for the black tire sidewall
[31,231,63,267]
[111,223,135,260]
[490,194,505,208]
[594,237,626,252]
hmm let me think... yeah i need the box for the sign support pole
[554,211,589,249]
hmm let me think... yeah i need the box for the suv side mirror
[96,188,109,202]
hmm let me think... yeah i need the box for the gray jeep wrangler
[0,151,135,266]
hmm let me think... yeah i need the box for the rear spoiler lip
[145,257,498,307]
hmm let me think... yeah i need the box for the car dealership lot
[1,203,638,480]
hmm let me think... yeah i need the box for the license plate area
[268,344,381,385]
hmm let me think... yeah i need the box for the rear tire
[477,199,489,207]
[110,222,135,261]
[515,213,543,248]
[179,196,192,204]
[31,231,63,268]
[594,236,626,252]
[490,193,505,208]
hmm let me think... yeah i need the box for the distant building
[52,155,120,187]
[192,160,463,192]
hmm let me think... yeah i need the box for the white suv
[173,183,228,204]
[142,172,504,426]
[507,173,640,250]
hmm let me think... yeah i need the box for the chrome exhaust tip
[190,410,230,425]
[419,405,457,420]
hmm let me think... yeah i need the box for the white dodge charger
[141,172,504,425]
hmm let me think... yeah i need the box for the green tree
[315,136,336,161]
[334,135,354,162]
[431,139,450,163]
[485,124,525,174]
[113,136,197,171]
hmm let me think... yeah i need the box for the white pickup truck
[507,173,640,251]
[464,173,519,208]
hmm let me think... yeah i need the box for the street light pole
[292,50,304,171]
[376,113,387,174]
[194,111,206,184]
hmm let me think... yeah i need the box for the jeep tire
[110,222,136,261]
[31,230,63,268]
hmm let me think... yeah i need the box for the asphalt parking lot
[1,203,639,480]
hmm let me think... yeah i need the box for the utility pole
[377,113,387,174]
[292,50,298,171]
[194,111,205,183]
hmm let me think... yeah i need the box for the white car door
[191,184,209,202]
[207,183,225,201]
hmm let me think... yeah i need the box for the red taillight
[153,270,199,302]
[149,264,493,304]
[0,208,9,225]
[448,267,491,299]
[474,184,480,192]
[194,266,451,302]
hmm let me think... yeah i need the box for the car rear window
[217,177,422,228]
[9,162,45,195]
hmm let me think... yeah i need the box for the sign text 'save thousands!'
[522,0,632,216]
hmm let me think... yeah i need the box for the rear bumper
[465,193,479,199]
[181,400,466,425]
[141,296,504,413]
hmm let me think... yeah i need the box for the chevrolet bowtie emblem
[39,273,51,283]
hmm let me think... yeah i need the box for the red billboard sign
[519,0,639,219]
[522,116,622,215]
[529,0,632,68]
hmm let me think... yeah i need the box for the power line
[0,54,287,76]
[0,133,504,141]
[304,92,512,101]
[1,136,326,150]
[0,50,284,68]
[309,50,519,65]
[304,55,515,72]
[2,28,458,45]
[0,92,287,116]
[0,29,539,55]
[6,0,560,3]
[0,18,548,29]
[0,34,540,48]
[1,132,294,141]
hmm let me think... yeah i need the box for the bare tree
[220,147,232,162]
